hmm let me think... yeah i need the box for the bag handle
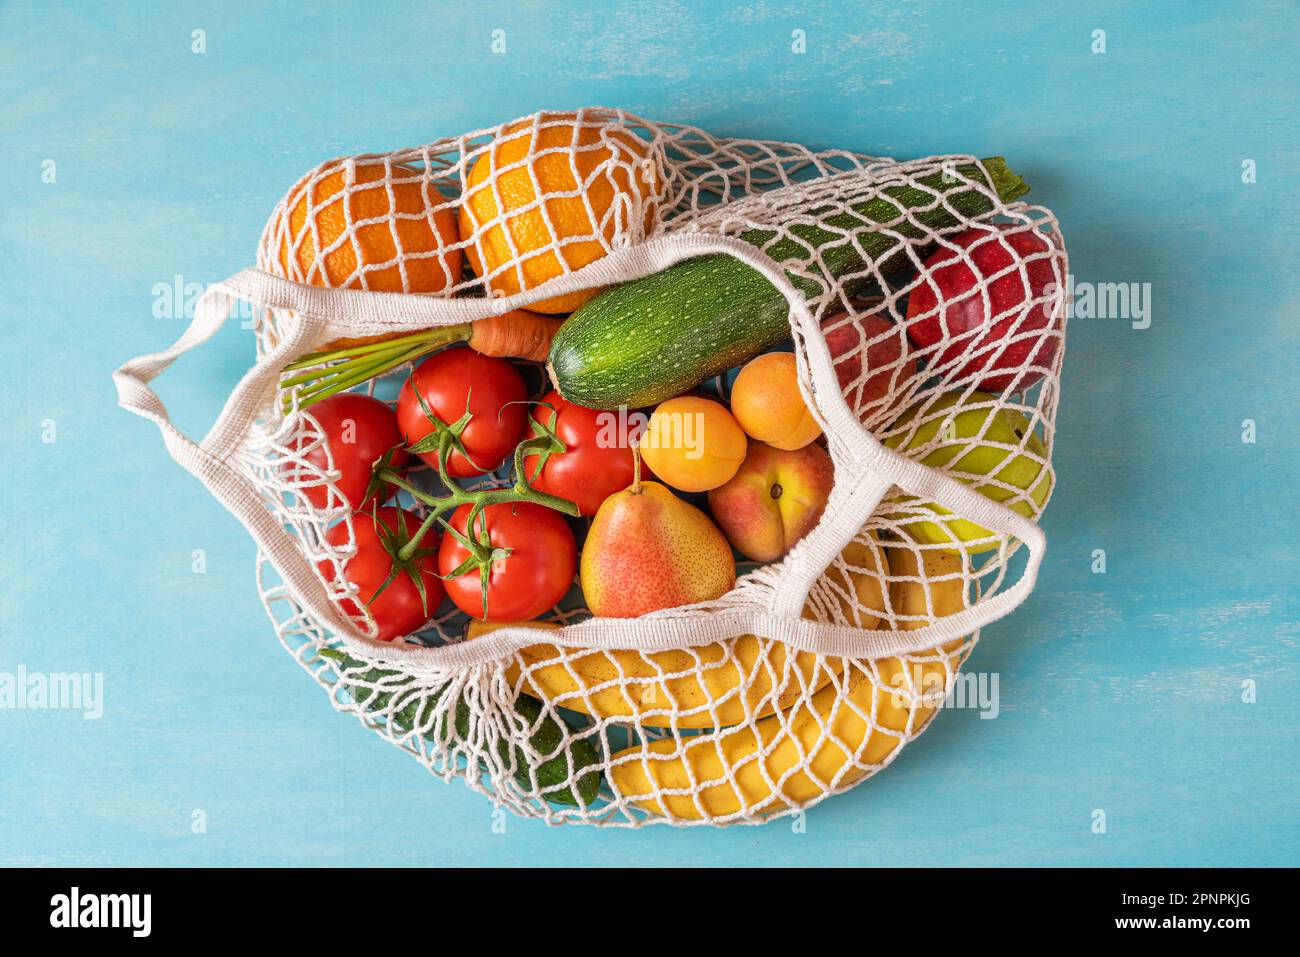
[778,440,1048,655]
[115,224,1048,668]
[110,257,733,658]
[113,280,369,643]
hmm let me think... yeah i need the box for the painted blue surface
[2,1,1296,866]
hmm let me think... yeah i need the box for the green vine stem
[315,384,575,622]
[370,422,575,620]
[378,426,576,564]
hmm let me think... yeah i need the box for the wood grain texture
[0,0,1296,866]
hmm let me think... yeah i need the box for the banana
[607,545,971,820]
[466,537,887,730]
[885,545,968,632]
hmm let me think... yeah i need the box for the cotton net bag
[114,108,1067,827]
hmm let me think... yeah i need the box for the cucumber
[319,649,602,807]
[549,157,1029,409]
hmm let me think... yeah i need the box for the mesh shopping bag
[115,108,1066,826]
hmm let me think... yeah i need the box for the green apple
[883,391,1051,553]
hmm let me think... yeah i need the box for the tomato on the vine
[319,507,443,642]
[396,347,528,477]
[297,393,409,511]
[522,390,637,517]
[438,502,576,621]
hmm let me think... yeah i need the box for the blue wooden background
[2,0,1296,866]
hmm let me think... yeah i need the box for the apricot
[640,397,746,492]
[730,352,822,450]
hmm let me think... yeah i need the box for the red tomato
[438,502,576,621]
[319,507,443,642]
[522,390,637,516]
[396,347,528,477]
[297,393,409,511]
[905,225,1063,392]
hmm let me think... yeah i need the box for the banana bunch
[467,539,971,821]
[608,546,971,820]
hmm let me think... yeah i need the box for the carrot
[468,310,565,362]
[283,309,565,411]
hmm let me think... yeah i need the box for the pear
[884,390,1052,553]
[581,463,736,619]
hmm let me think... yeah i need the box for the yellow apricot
[730,353,822,450]
[640,397,746,492]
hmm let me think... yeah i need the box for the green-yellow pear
[883,391,1051,553]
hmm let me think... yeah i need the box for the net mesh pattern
[233,109,1066,826]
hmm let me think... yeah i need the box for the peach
[640,396,747,493]
[821,311,918,423]
[707,439,835,562]
[730,352,822,450]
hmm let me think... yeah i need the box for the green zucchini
[549,157,1029,409]
[319,648,602,807]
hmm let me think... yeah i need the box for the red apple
[904,224,1062,392]
[707,440,834,563]
[821,311,918,423]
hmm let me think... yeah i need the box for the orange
[271,161,461,293]
[458,111,659,314]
